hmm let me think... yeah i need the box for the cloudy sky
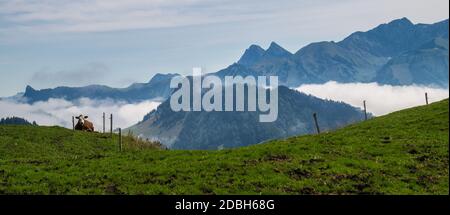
[0,0,449,97]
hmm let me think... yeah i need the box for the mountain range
[3,17,448,149]
[125,17,448,149]
[230,17,448,87]
[20,73,179,103]
[14,17,449,104]
[127,86,366,149]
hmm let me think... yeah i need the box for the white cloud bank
[1,81,448,129]
[296,81,449,116]
[0,98,160,130]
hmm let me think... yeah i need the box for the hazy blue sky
[0,0,448,97]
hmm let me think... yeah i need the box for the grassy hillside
[0,99,448,194]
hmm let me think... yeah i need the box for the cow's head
[75,114,88,126]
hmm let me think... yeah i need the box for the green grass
[0,99,448,194]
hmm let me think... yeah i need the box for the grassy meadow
[0,99,448,194]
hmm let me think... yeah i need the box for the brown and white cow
[75,114,94,132]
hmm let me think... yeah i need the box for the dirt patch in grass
[264,154,290,162]
[288,168,312,180]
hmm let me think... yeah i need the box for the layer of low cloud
[1,81,448,130]
[0,98,160,130]
[296,81,449,116]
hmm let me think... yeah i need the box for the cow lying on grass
[75,115,94,132]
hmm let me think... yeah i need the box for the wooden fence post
[119,128,122,152]
[425,92,429,105]
[363,100,368,121]
[72,116,75,131]
[102,112,105,133]
[313,112,320,134]
[110,114,113,137]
